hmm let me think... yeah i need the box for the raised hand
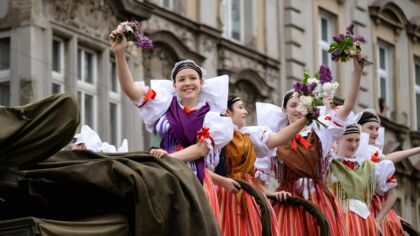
[109,29,127,56]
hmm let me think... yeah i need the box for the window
[0,34,10,106]
[109,59,121,146]
[77,47,97,129]
[160,0,173,10]
[318,9,336,72]
[377,40,393,116]
[52,37,65,94]
[415,57,420,130]
[222,0,244,42]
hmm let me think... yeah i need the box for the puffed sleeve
[254,155,274,183]
[245,126,277,158]
[198,111,234,171]
[132,81,173,132]
[312,113,348,158]
[374,160,397,195]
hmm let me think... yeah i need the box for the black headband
[172,62,202,81]
[227,95,241,109]
[357,112,379,125]
[343,124,360,135]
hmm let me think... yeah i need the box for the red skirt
[343,210,379,236]
[218,174,279,236]
[274,184,347,236]
[370,194,404,236]
[203,169,220,226]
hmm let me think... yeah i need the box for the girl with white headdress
[109,33,235,224]
[214,95,306,236]
[256,55,365,236]
[329,123,396,235]
[354,109,419,236]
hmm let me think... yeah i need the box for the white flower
[300,95,313,106]
[124,25,133,33]
[293,92,300,98]
[296,104,308,116]
[322,82,339,97]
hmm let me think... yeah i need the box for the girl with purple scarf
[110,34,235,224]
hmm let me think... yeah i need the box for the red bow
[371,151,379,163]
[290,135,312,151]
[183,107,196,114]
[386,175,397,183]
[197,127,214,147]
[342,160,357,170]
[138,88,156,108]
[324,116,332,121]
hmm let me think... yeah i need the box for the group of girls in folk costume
[109,30,416,235]
[255,56,365,236]
[353,110,420,236]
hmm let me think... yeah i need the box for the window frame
[0,31,11,106]
[77,46,98,129]
[52,36,65,94]
[414,56,420,131]
[222,0,245,43]
[377,40,393,115]
[318,9,336,73]
[108,58,122,146]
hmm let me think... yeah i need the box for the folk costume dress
[255,102,348,236]
[133,75,234,223]
[354,111,403,236]
[329,148,396,236]
[218,126,280,236]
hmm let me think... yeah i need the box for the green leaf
[303,71,310,83]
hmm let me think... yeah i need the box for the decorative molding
[369,1,408,35]
[148,30,205,64]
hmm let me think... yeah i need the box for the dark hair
[282,91,294,109]
[172,62,202,81]
[227,95,241,111]
[357,111,380,125]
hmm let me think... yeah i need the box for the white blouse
[132,76,234,170]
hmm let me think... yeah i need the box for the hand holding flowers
[328,24,373,66]
[109,21,154,56]
[293,65,339,126]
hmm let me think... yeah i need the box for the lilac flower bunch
[292,70,326,126]
[328,24,373,66]
[112,21,154,56]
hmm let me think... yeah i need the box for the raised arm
[384,147,420,164]
[109,31,144,101]
[335,54,364,120]
[266,116,307,149]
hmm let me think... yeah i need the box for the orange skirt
[274,184,347,236]
[203,169,221,226]
[218,174,279,236]
[370,194,404,236]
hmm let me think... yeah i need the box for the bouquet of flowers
[328,24,373,66]
[293,65,339,126]
[111,21,154,56]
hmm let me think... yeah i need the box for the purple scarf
[163,96,210,184]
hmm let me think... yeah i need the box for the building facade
[0,0,419,230]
